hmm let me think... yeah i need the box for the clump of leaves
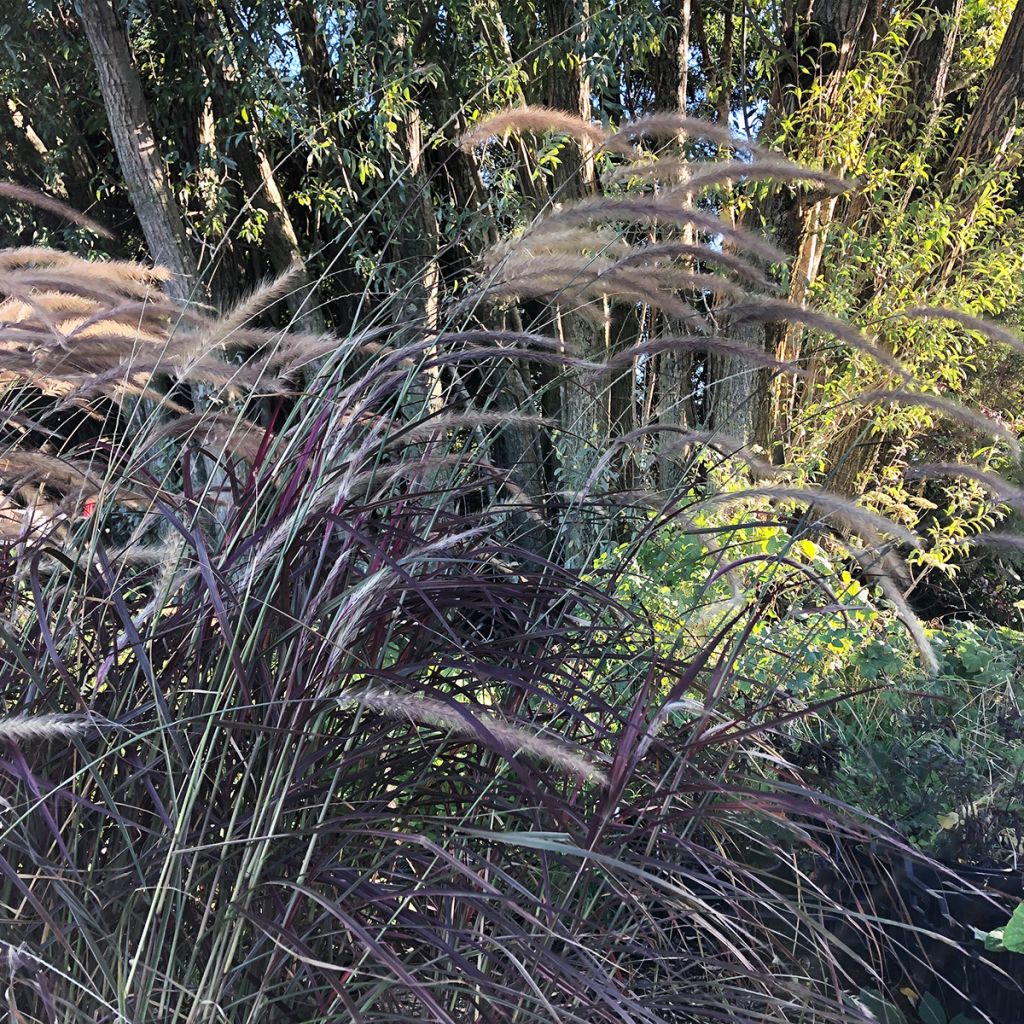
[980,902,1024,953]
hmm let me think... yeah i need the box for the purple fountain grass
[0,142,1017,1024]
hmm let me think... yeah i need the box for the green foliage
[594,505,915,698]
[810,620,1024,864]
[754,0,1024,590]
[599,518,1024,866]
[978,901,1024,952]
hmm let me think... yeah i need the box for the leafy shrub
[600,512,1024,871]
[821,621,1024,867]
[981,902,1024,953]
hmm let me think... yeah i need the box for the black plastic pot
[818,844,1024,1023]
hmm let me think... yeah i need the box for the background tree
[2,0,1023,600]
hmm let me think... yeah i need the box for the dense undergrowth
[0,112,1021,1024]
[601,519,1024,869]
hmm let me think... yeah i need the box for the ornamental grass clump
[0,114,1019,1022]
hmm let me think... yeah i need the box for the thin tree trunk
[232,120,326,335]
[935,0,1024,282]
[483,2,550,210]
[823,0,1023,497]
[654,0,695,489]
[716,0,735,124]
[77,0,198,302]
[285,0,337,126]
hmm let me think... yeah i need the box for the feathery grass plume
[702,485,921,548]
[145,411,270,464]
[0,493,65,540]
[0,246,169,290]
[181,263,305,368]
[847,544,940,675]
[0,450,153,509]
[903,305,1024,355]
[961,531,1024,553]
[458,105,609,152]
[480,251,615,289]
[418,339,609,373]
[604,156,694,186]
[0,714,94,742]
[578,424,777,502]
[534,196,788,263]
[581,266,714,326]
[607,155,850,197]
[0,181,113,238]
[600,113,762,155]
[654,427,781,479]
[340,687,607,785]
[478,234,777,328]
[605,334,806,377]
[385,412,552,448]
[904,462,1024,508]
[536,227,632,258]
[601,265,750,302]
[476,255,714,327]
[614,240,777,289]
[857,389,1021,456]
[0,248,333,417]
[432,329,583,354]
[720,299,912,380]
[485,226,632,267]
[678,155,849,195]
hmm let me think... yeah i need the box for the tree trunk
[944,0,1024,176]
[541,0,597,199]
[703,0,881,457]
[285,0,338,127]
[906,0,966,146]
[653,0,696,489]
[197,0,326,335]
[77,0,198,302]
[232,121,326,335]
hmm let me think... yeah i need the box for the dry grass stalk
[532,197,787,263]
[387,412,552,448]
[0,714,94,743]
[459,106,608,152]
[857,389,1021,457]
[720,300,911,381]
[903,306,1024,355]
[599,114,760,156]
[606,335,805,377]
[0,182,112,239]
[847,545,939,675]
[704,486,921,548]
[614,241,776,289]
[904,463,1024,508]
[607,156,849,197]
[341,687,607,785]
